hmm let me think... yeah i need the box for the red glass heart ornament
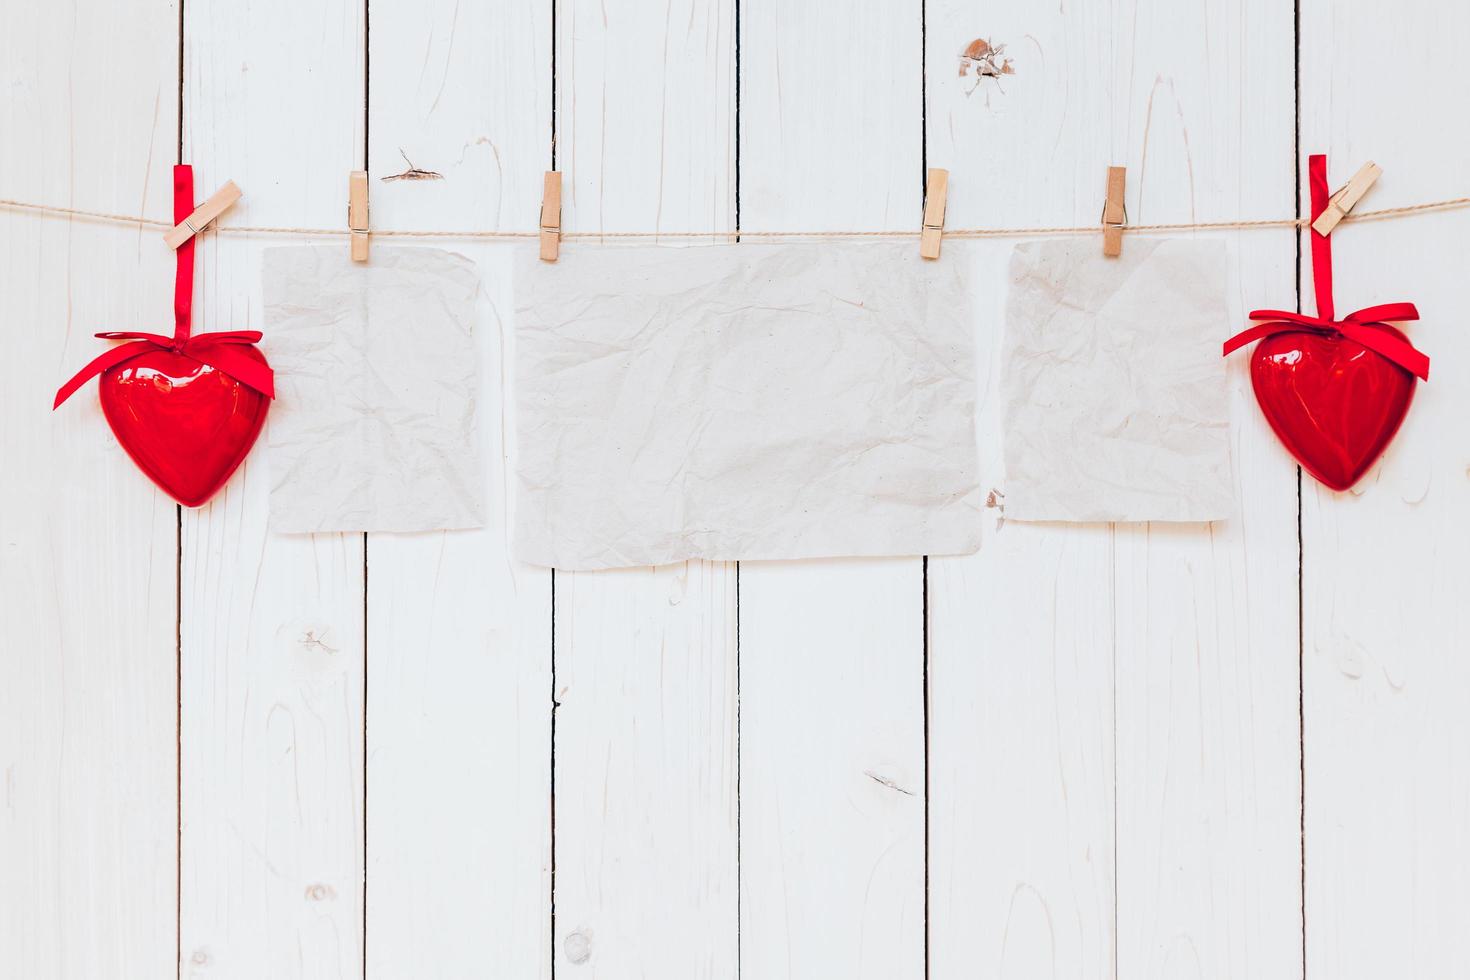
[98,348,270,506]
[1250,327,1416,491]
[1224,154,1429,492]
[53,165,274,507]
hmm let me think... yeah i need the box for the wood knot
[563,930,592,965]
[304,883,336,901]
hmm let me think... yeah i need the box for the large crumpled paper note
[514,242,983,570]
[1002,238,1234,522]
[262,246,485,532]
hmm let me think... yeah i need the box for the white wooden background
[2,0,1466,976]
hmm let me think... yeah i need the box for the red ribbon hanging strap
[53,164,274,409]
[1221,154,1429,381]
[173,163,195,341]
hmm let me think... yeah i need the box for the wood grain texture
[364,0,553,976]
[927,529,1115,980]
[737,4,926,978]
[178,1,366,976]
[551,1,740,977]
[738,561,926,980]
[924,1,1302,976]
[554,564,738,979]
[924,8,1118,976]
[0,1,179,976]
[1105,0,1301,976]
[1300,1,1470,976]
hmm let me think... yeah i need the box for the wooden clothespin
[349,171,370,262]
[540,171,562,262]
[162,180,241,249]
[920,168,949,259]
[1311,161,1381,236]
[1102,166,1126,257]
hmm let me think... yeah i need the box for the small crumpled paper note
[514,242,983,570]
[262,246,485,532]
[1002,238,1234,522]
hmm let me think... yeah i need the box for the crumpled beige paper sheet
[262,246,485,533]
[513,243,983,570]
[1002,238,1235,523]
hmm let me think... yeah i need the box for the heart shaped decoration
[98,348,270,506]
[1250,327,1416,491]
[1224,154,1429,492]
[54,165,274,508]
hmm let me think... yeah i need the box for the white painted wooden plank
[551,1,740,978]
[927,534,1115,980]
[178,2,366,976]
[0,2,179,976]
[923,23,1116,976]
[926,1,1302,976]
[736,4,926,978]
[1107,0,1303,972]
[364,1,552,976]
[738,560,926,980]
[553,564,738,979]
[1300,3,1470,976]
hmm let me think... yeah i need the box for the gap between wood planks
[1293,0,1308,971]
[548,0,559,973]
[360,0,371,972]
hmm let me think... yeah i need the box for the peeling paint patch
[865,769,916,797]
[382,150,444,182]
[959,37,1015,96]
[300,629,338,654]
[985,489,1007,532]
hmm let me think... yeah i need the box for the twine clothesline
[4,193,1470,240]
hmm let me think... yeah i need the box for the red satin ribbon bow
[53,164,274,409]
[1222,303,1428,380]
[1222,154,1429,382]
